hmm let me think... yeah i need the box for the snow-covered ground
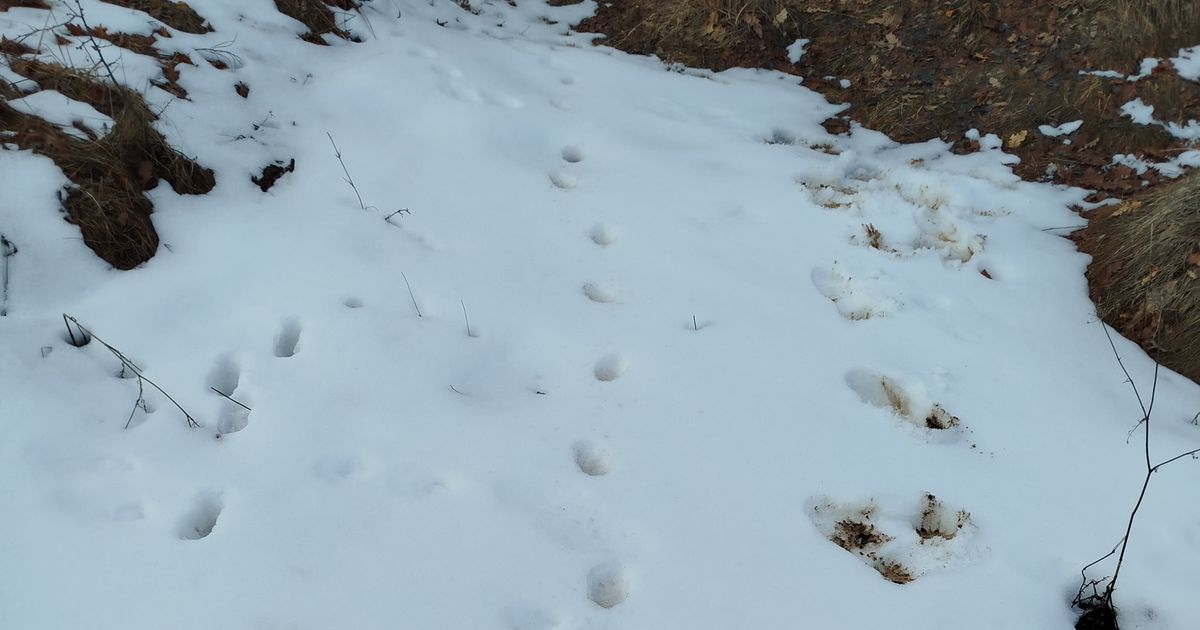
[2,2,1200,629]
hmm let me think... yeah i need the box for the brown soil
[571,0,1200,381]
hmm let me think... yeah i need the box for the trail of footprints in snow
[797,141,989,583]
[536,124,634,608]
[176,315,309,539]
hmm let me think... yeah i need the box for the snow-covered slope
[2,2,1199,629]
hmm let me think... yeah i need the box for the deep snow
[2,2,1200,629]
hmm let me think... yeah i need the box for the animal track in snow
[589,223,618,246]
[208,355,251,434]
[587,562,631,608]
[274,318,302,358]
[808,493,976,584]
[343,297,364,308]
[178,491,224,540]
[593,354,628,382]
[810,265,900,320]
[560,145,584,163]
[216,391,252,435]
[548,171,577,190]
[912,207,985,263]
[207,355,241,396]
[582,282,616,303]
[845,369,960,430]
[485,92,524,109]
[854,213,986,265]
[573,440,612,476]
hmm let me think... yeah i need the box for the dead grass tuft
[63,22,161,56]
[1089,0,1200,72]
[1,60,214,268]
[98,0,211,34]
[0,35,36,56]
[274,0,361,44]
[0,0,50,9]
[863,223,883,249]
[1079,173,1200,383]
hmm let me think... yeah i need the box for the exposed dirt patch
[98,0,211,34]
[234,81,249,98]
[0,60,214,269]
[252,158,296,192]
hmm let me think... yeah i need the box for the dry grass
[97,0,210,34]
[0,59,214,268]
[1082,174,1200,383]
[863,223,883,249]
[0,0,50,9]
[274,0,361,44]
[63,22,162,56]
[1089,0,1200,71]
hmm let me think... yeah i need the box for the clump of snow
[1127,57,1159,81]
[1121,98,1157,125]
[787,38,810,63]
[1037,120,1083,137]
[1121,97,1200,141]
[1172,44,1200,81]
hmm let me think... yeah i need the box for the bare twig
[64,315,200,429]
[0,234,15,317]
[402,272,422,318]
[124,377,146,430]
[384,208,411,224]
[460,300,474,337]
[1076,323,1200,613]
[326,132,367,210]
[70,0,118,85]
[210,386,252,411]
[62,313,85,346]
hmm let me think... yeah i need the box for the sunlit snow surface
[2,2,1200,629]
